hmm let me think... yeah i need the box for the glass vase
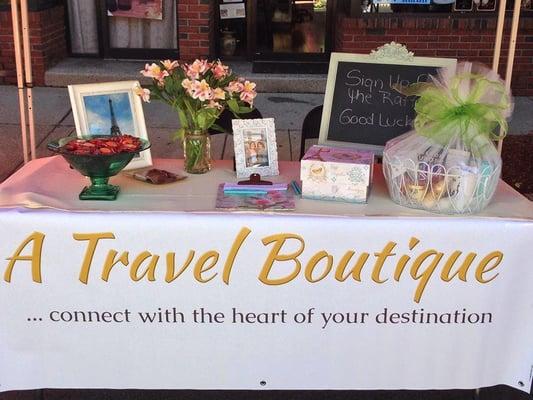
[183,130,211,174]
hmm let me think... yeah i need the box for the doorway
[250,0,334,72]
[66,0,179,60]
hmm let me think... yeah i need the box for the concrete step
[44,58,327,93]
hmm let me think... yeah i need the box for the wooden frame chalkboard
[318,47,456,153]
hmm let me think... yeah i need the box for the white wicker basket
[383,154,501,214]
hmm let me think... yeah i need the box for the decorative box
[300,145,374,203]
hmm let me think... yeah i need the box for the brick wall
[0,10,14,85]
[336,14,533,96]
[0,4,66,85]
[0,0,211,85]
[177,0,212,60]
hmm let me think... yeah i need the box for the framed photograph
[68,80,152,170]
[232,118,279,178]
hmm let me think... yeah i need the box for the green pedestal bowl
[47,136,151,201]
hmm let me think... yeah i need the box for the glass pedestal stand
[79,177,120,200]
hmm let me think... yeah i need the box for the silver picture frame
[232,118,279,178]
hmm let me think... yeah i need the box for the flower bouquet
[383,62,512,214]
[137,59,257,174]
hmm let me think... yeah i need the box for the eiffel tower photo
[108,98,122,136]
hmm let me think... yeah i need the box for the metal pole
[20,0,36,160]
[10,0,29,164]
[498,0,522,155]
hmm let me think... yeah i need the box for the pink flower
[190,79,212,102]
[225,80,244,94]
[212,87,226,101]
[141,63,169,84]
[207,100,223,110]
[133,85,151,103]
[182,78,194,91]
[161,59,179,72]
[186,59,209,80]
[243,80,256,93]
[240,80,257,105]
[240,91,256,105]
[211,60,229,79]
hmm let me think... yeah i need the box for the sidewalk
[0,85,532,185]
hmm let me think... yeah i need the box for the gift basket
[383,62,513,214]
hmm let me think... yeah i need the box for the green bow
[394,73,511,152]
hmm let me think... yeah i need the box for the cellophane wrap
[383,62,513,214]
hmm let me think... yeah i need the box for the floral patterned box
[300,145,374,203]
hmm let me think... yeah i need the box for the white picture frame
[319,46,457,153]
[232,118,279,178]
[68,80,152,170]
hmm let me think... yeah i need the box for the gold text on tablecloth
[3,228,503,303]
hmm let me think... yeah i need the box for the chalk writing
[326,62,441,146]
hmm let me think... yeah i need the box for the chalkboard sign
[319,49,456,152]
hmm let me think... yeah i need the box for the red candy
[62,135,142,156]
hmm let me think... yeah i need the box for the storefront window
[107,0,177,50]
[66,0,178,59]
[218,0,248,58]
[255,0,328,54]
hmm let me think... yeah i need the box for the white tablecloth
[0,156,531,219]
[0,157,532,393]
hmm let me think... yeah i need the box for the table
[1,156,532,393]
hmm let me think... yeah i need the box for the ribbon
[394,66,512,152]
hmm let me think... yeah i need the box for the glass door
[251,0,333,70]
[98,0,179,59]
[66,0,179,59]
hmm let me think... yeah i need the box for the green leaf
[177,107,188,128]
[172,128,186,142]
[197,111,207,130]
[227,98,239,114]
[210,123,226,133]
[183,98,198,129]
[238,106,253,114]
